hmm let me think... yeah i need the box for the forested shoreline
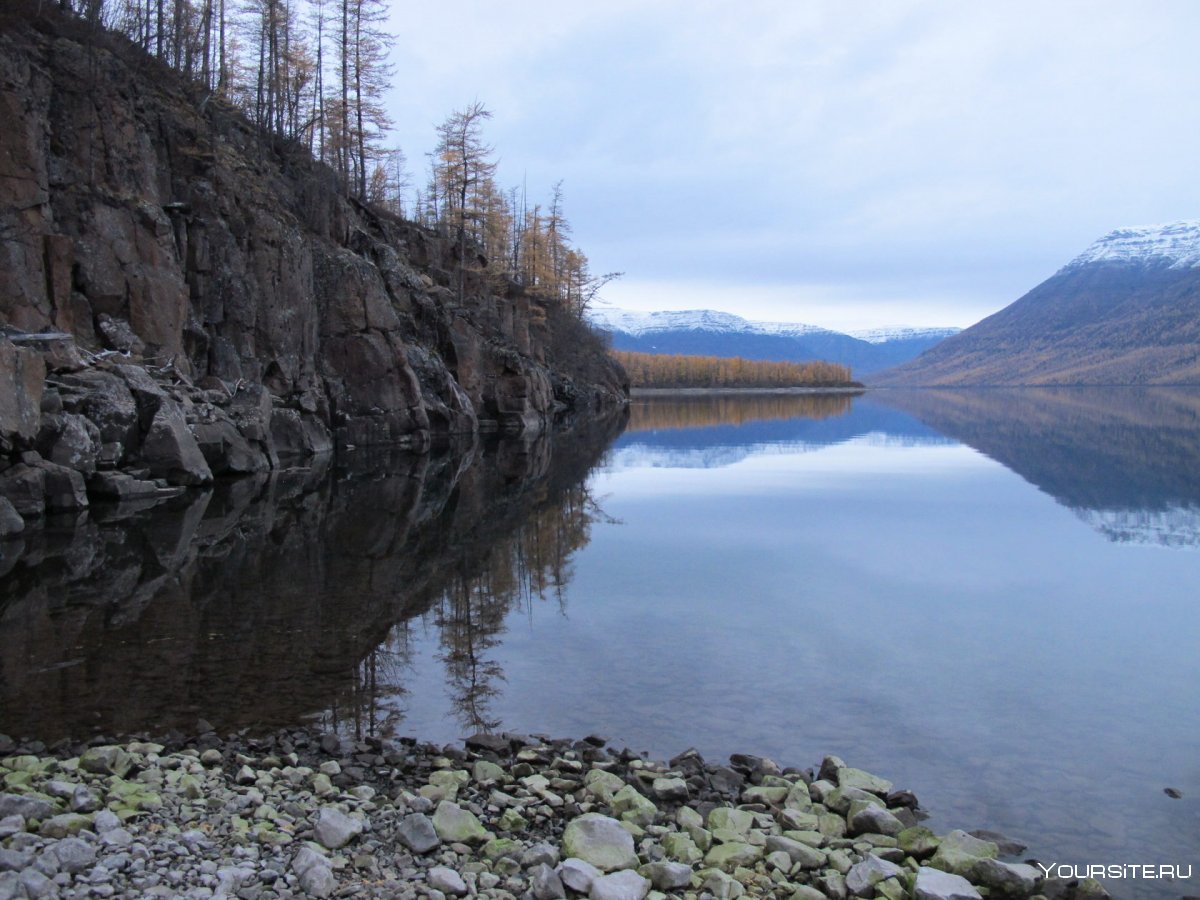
[614,350,860,389]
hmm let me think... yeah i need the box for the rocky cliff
[0,11,627,535]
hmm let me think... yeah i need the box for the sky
[383,1,1200,331]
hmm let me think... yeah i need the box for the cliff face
[0,13,626,531]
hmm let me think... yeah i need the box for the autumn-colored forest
[614,351,859,390]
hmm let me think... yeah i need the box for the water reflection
[0,412,625,742]
[627,392,857,430]
[616,392,951,470]
[879,387,1200,548]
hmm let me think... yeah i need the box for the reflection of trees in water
[318,475,611,739]
[628,393,855,431]
[322,627,415,743]
[433,480,605,734]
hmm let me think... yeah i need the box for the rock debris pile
[0,729,1110,899]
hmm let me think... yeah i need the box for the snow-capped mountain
[588,308,834,339]
[587,307,959,377]
[876,219,1200,385]
[1063,219,1200,271]
[849,326,962,345]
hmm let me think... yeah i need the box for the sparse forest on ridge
[56,0,616,315]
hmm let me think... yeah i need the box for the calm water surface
[2,389,1199,897]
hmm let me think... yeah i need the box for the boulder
[703,842,764,872]
[47,837,95,874]
[0,464,45,517]
[651,776,689,802]
[530,862,566,900]
[588,869,650,900]
[79,745,134,778]
[115,364,167,430]
[642,860,693,890]
[431,801,489,845]
[558,858,603,893]
[0,794,52,822]
[193,418,268,474]
[140,400,213,485]
[969,859,1042,897]
[846,854,906,898]
[848,801,904,836]
[38,412,100,474]
[34,459,89,510]
[764,835,826,869]
[291,845,335,898]
[914,866,982,900]
[706,806,755,835]
[561,814,638,872]
[312,807,363,850]
[929,830,999,878]
[396,813,440,854]
[611,784,657,826]
[428,866,468,896]
[66,369,140,448]
[0,338,44,446]
[270,408,333,460]
[836,766,894,796]
[0,497,23,537]
[87,470,163,499]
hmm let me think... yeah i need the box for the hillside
[874,221,1200,385]
[589,308,958,376]
[0,9,626,532]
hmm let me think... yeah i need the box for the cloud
[382,0,1200,328]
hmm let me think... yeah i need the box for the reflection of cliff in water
[879,387,1200,548]
[0,411,626,742]
[614,393,950,470]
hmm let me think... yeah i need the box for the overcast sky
[383,1,1200,331]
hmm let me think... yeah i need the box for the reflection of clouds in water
[1072,505,1200,550]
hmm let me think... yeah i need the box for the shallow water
[2,389,1199,897]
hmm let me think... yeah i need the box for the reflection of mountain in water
[614,393,951,469]
[0,412,625,742]
[879,387,1200,548]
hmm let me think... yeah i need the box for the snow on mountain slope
[587,307,954,343]
[1064,219,1200,270]
[849,326,963,344]
[586,307,835,338]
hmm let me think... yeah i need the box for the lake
[2,388,1198,898]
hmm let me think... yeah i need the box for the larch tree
[433,101,498,298]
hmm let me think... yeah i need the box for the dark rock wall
[0,14,627,530]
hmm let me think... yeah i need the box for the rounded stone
[561,814,638,873]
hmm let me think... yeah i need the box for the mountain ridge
[588,307,960,377]
[874,220,1200,386]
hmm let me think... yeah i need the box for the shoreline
[0,728,1097,899]
[630,387,866,397]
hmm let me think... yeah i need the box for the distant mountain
[587,308,959,377]
[874,220,1200,385]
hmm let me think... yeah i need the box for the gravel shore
[0,728,1108,899]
